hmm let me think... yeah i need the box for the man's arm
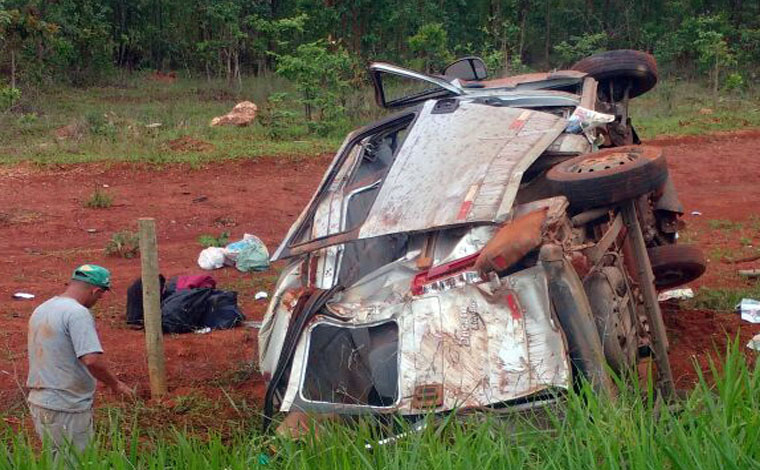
[79,353,134,397]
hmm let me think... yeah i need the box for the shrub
[105,230,140,258]
[0,85,21,111]
[198,231,230,248]
[84,188,113,209]
[259,92,300,140]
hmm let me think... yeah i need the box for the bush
[723,72,744,91]
[85,111,117,139]
[275,40,357,135]
[258,92,300,140]
[0,86,21,111]
[554,32,608,66]
[408,23,453,74]
[105,230,139,258]
[84,188,113,208]
[198,231,230,248]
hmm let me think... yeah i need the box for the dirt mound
[167,136,215,153]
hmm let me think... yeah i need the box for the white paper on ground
[737,298,760,323]
[658,288,694,302]
[13,292,35,300]
[747,333,760,351]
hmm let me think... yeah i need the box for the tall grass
[2,72,758,166]
[2,339,758,469]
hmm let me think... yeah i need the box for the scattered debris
[198,247,227,270]
[255,291,269,301]
[167,136,215,153]
[210,101,258,127]
[737,298,760,323]
[657,288,694,302]
[565,106,615,134]
[234,236,270,272]
[194,327,212,335]
[747,333,760,351]
[13,292,35,300]
[225,234,270,272]
[738,269,760,279]
[243,320,263,329]
[690,211,702,216]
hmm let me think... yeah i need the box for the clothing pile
[125,274,245,333]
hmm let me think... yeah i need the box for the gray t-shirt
[26,296,104,412]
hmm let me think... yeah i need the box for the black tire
[647,244,706,290]
[546,146,668,209]
[572,49,658,100]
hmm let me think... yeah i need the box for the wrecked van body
[258,51,706,425]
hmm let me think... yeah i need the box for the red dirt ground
[1,131,759,425]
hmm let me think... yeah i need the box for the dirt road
[1,131,759,415]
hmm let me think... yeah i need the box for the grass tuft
[104,230,140,259]
[84,188,113,209]
[198,231,230,248]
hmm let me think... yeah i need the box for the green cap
[72,264,111,289]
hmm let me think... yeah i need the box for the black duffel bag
[160,288,245,334]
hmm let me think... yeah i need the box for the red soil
[0,130,758,425]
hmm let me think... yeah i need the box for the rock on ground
[210,101,258,127]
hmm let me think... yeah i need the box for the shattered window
[301,322,399,406]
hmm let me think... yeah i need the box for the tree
[408,23,452,74]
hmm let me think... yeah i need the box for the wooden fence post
[138,218,168,398]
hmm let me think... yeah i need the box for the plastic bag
[224,234,260,265]
[198,247,226,270]
[235,235,270,272]
[566,106,615,134]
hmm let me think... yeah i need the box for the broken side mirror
[443,57,488,81]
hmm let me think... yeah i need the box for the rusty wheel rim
[567,151,637,174]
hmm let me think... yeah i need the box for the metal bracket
[621,201,675,398]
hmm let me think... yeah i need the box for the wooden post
[138,218,168,398]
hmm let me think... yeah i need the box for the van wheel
[647,244,707,290]
[545,146,668,209]
[572,50,658,100]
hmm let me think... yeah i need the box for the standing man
[26,264,134,458]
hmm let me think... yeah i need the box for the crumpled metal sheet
[280,265,570,414]
[357,100,564,240]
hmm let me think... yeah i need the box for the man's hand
[79,353,132,397]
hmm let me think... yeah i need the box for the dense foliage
[1,0,759,85]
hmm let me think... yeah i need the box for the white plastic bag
[198,247,227,270]
[566,106,615,134]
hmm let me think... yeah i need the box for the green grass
[104,230,140,259]
[0,73,348,165]
[83,188,113,209]
[632,80,760,139]
[3,340,759,469]
[198,231,231,248]
[707,219,745,231]
[685,282,760,311]
[3,74,758,166]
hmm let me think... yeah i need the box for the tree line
[1,0,758,120]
